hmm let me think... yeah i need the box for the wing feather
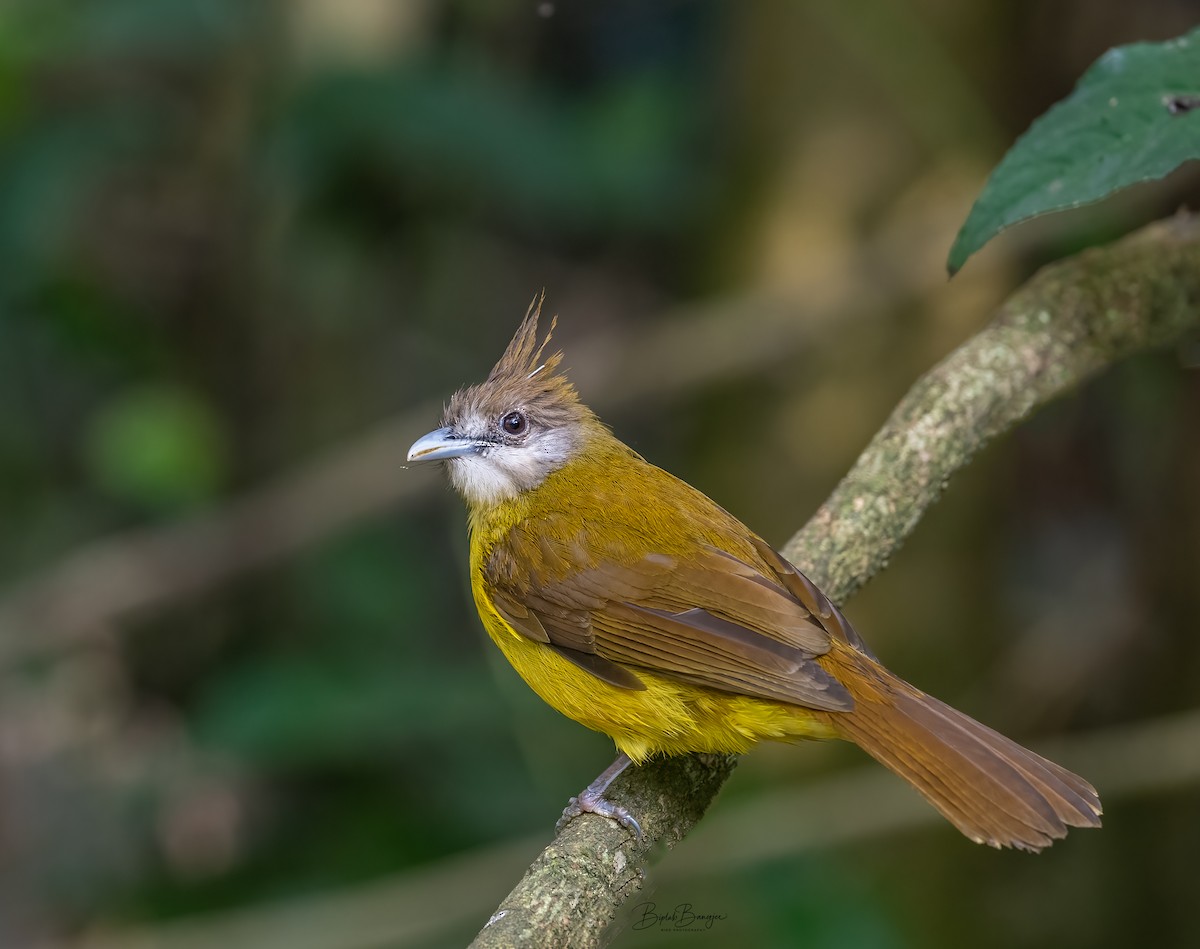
[485,528,857,712]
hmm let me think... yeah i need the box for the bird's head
[407,293,602,508]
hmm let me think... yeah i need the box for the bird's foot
[556,788,643,840]
[555,752,642,840]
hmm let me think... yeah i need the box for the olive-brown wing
[485,539,854,712]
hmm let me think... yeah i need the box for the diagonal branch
[469,213,1200,949]
[783,211,1200,594]
[46,706,1200,949]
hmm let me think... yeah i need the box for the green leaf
[948,27,1200,274]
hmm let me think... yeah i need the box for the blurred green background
[1,2,1198,947]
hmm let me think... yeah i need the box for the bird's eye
[501,411,527,436]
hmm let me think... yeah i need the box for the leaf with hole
[948,27,1200,275]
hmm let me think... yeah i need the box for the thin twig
[53,669,1200,949]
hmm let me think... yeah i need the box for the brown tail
[829,660,1102,851]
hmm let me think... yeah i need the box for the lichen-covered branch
[469,213,1200,948]
[784,212,1200,600]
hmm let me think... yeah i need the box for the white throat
[446,426,578,507]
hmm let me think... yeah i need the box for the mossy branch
[470,213,1200,948]
[784,212,1200,597]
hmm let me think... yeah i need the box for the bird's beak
[406,426,486,462]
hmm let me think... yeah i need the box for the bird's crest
[487,290,563,385]
[480,291,584,412]
[446,291,593,429]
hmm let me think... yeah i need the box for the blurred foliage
[85,384,228,511]
[0,2,1196,948]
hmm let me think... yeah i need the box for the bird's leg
[556,752,643,840]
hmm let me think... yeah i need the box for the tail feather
[911,686,1100,824]
[831,664,1102,851]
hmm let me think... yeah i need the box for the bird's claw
[556,790,643,840]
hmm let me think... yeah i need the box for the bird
[407,294,1101,851]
